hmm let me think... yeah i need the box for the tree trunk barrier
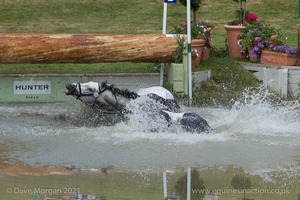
[0,34,178,64]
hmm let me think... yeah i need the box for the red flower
[247,13,258,22]
[181,21,187,29]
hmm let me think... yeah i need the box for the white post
[160,2,168,86]
[278,68,288,99]
[163,3,167,34]
[187,0,192,105]
[263,67,268,87]
[187,167,191,200]
[163,172,168,198]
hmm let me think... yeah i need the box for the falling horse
[65,81,212,133]
[64,81,180,113]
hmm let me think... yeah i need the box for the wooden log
[0,34,179,64]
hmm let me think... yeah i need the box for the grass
[0,63,160,74]
[191,55,261,106]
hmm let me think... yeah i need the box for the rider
[160,110,213,133]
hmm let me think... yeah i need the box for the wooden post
[0,34,178,64]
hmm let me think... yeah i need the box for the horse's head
[65,83,78,96]
[65,81,101,102]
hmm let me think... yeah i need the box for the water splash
[203,86,300,146]
[0,86,300,180]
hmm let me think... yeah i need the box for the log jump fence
[0,34,178,64]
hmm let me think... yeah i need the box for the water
[1,87,300,195]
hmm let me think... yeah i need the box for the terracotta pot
[247,46,259,62]
[191,39,205,67]
[201,47,210,61]
[260,50,298,66]
[224,24,245,58]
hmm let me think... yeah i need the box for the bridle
[72,82,106,102]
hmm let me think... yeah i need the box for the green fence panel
[0,76,84,102]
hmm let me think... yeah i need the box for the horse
[64,81,212,133]
[64,81,180,114]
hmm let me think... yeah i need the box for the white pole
[187,0,192,105]
[160,2,168,86]
[163,3,167,34]
[187,167,191,200]
[163,172,167,198]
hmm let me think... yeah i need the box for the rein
[100,81,139,100]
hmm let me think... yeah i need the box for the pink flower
[181,21,187,29]
[247,13,258,22]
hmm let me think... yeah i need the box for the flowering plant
[246,13,258,23]
[270,45,298,55]
[172,20,214,48]
[239,20,286,60]
[192,49,200,58]
[247,38,268,60]
[173,20,210,39]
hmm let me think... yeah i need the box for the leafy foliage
[175,36,185,63]
[229,0,248,25]
[179,0,202,23]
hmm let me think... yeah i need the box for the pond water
[0,87,299,200]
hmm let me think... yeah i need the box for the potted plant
[238,19,298,66]
[224,0,258,58]
[175,0,215,66]
[260,45,299,66]
[238,20,285,61]
[172,20,213,66]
